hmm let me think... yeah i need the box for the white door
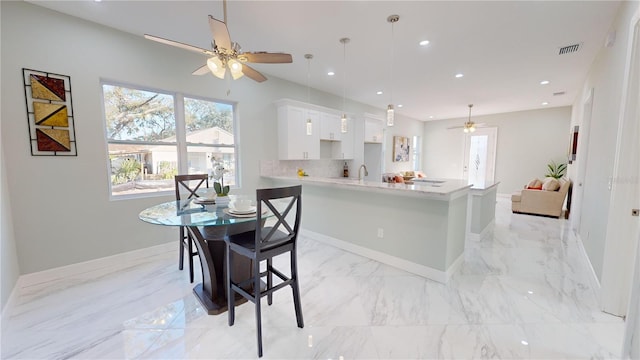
[601,14,640,318]
[571,89,594,236]
[463,127,497,188]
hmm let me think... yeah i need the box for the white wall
[423,106,572,194]
[568,0,639,285]
[383,117,425,175]
[1,125,21,313]
[0,2,423,275]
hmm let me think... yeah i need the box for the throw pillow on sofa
[527,178,543,190]
[542,177,561,191]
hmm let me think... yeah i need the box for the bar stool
[174,174,208,283]
[224,185,304,357]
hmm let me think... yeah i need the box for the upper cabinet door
[277,105,320,160]
[364,117,384,143]
[320,112,342,141]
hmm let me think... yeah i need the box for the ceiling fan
[447,104,486,133]
[143,0,292,83]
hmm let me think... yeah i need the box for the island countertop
[262,176,472,201]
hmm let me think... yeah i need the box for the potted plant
[546,160,567,179]
[210,157,230,197]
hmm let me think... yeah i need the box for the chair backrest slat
[255,185,302,249]
[174,174,209,200]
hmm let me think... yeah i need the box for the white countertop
[264,176,472,201]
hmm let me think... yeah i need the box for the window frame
[100,80,240,200]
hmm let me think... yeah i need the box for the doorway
[571,89,594,238]
[463,127,497,187]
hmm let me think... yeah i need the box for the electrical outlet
[377,228,384,238]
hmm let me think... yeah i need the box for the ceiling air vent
[553,91,566,96]
[559,43,581,55]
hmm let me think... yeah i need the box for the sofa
[511,177,571,218]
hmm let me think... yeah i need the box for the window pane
[184,97,234,145]
[187,146,236,187]
[103,85,176,142]
[108,143,177,196]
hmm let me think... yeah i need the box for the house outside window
[101,82,238,198]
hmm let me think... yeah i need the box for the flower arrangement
[297,168,308,177]
[210,157,230,196]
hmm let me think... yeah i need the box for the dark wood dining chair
[174,174,209,283]
[224,185,304,357]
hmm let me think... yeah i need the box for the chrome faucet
[358,164,369,180]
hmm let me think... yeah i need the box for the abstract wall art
[23,68,77,156]
[393,135,410,162]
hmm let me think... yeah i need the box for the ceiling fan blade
[192,64,210,76]
[240,52,293,64]
[144,34,214,56]
[241,63,267,82]
[208,15,231,50]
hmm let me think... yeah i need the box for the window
[101,83,237,198]
[412,135,422,171]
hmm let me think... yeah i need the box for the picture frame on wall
[568,125,578,164]
[23,68,77,156]
[393,136,410,162]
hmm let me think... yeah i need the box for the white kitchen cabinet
[320,112,342,141]
[277,105,320,160]
[364,116,384,143]
[332,117,355,159]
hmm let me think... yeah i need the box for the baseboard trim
[302,229,456,283]
[467,219,495,242]
[17,242,175,288]
[574,230,602,302]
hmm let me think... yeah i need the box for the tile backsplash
[260,159,354,178]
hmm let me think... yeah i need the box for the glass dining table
[139,198,268,315]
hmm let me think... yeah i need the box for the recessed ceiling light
[455,73,464,78]
[429,115,434,119]
[540,80,550,85]
[398,104,403,108]
[521,340,529,346]
[327,71,335,76]
[419,40,430,46]
[542,102,549,105]
[376,91,383,95]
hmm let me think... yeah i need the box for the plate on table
[227,206,256,215]
[194,198,217,205]
[224,208,267,218]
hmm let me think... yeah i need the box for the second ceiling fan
[448,104,487,132]
[144,0,292,83]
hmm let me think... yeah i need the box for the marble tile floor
[1,196,626,359]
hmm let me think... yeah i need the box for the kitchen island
[262,176,475,283]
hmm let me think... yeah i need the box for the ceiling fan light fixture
[462,104,475,133]
[228,59,244,79]
[207,57,226,79]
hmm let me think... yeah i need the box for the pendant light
[305,54,313,135]
[387,14,399,127]
[340,37,350,133]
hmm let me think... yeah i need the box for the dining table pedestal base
[188,225,256,315]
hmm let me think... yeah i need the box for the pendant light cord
[390,20,394,106]
[343,40,347,113]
